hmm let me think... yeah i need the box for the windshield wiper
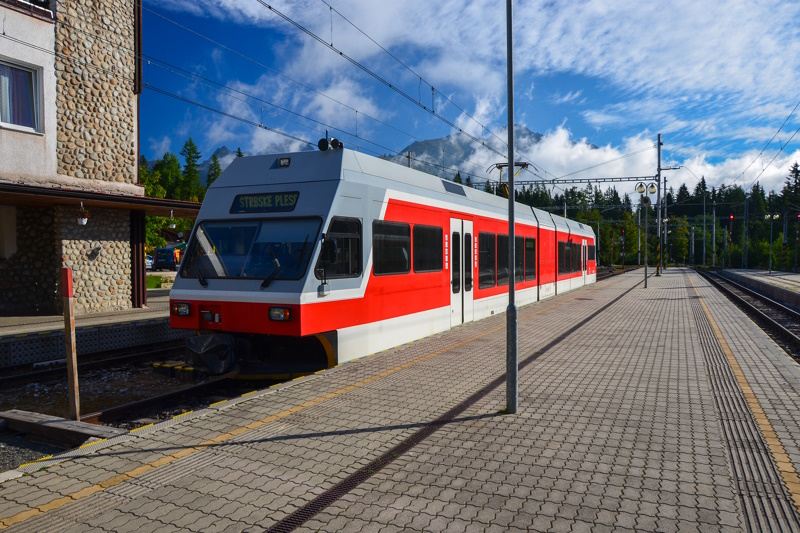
[261,252,282,289]
[260,235,309,290]
[197,267,208,287]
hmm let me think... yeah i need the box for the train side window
[316,217,362,279]
[478,232,496,289]
[373,221,411,275]
[558,241,565,275]
[588,244,596,261]
[572,242,580,273]
[515,236,524,283]
[413,224,443,272]
[497,234,509,286]
[525,238,536,280]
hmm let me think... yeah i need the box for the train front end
[169,150,344,379]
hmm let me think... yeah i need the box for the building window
[0,60,39,131]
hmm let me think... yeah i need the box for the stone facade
[0,207,60,315]
[55,0,137,186]
[0,0,145,317]
[56,206,132,313]
[0,206,132,315]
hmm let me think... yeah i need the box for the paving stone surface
[1,268,799,532]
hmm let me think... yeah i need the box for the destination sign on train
[230,192,300,213]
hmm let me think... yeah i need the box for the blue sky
[141,0,800,196]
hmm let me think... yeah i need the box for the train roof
[211,148,594,239]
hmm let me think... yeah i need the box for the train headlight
[171,302,191,316]
[269,307,292,321]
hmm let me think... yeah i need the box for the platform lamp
[636,181,657,288]
[765,213,780,273]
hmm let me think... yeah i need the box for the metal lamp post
[637,181,657,287]
[765,213,780,273]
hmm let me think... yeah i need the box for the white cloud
[148,136,172,157]
[149,0,800,195]
[551,90,584,106]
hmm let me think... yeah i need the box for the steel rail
[697,269,800,348]
[0,341,185,388]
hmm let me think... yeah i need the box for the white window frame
[0,58,42,134]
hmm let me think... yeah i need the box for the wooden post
[62,267,80,420]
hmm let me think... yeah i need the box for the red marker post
[62,267,80,420]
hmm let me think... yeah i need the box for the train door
[582,239,587,284]
[450,218,474,327]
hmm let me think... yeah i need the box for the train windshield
[180,218,321,282]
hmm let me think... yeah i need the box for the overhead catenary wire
[144,58,408,158]
[39,2,670,197]
[140,6,503,177]
[746,123,800,190]
[314,0,540,171]
[5,24,506,184]
[141,6,419,145]
[251,1,515,164]
[32,8,493,176]
[59,2,659,190]
[0,22,654,196]
[146,84,316,147]
[735,95,800,189]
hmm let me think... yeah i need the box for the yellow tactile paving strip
[690,275,800,515]
[0,281,613,530]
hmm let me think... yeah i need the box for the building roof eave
[0,182,201,218]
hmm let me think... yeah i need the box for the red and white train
[169,146,596,377]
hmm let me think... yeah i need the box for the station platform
[721,269,800,309]
[0,286,192,368]
[1,268,800,532]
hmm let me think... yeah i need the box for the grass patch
[146,275,163,289]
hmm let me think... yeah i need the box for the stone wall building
[0,0,197,316]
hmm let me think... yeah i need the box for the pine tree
[180,137,204,201]
[139,163,167,249]
[152,152,182,199]
[454,171,463,184]
[789,162,800,208]
[207,154,222,187]
[465,175,473,188]
[236,147,244,158]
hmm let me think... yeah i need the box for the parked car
[153,248,179,271]
[145,254,154,270]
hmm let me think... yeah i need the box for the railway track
[596,265,639,280]
[0,341,185,389]
[79,377,236,427]
[696,269,800,358]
